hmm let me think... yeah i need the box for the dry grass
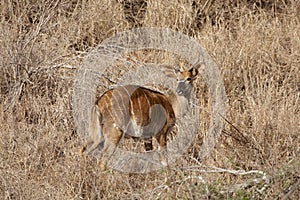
[0,0,299,199]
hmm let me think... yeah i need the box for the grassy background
[0,0,299,199]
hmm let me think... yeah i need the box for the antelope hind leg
[155,132,168,166]
[80,138,93,156]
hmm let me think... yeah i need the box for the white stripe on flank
[111,89,123,123]
[122,86,134,118]
[137,90,143,124]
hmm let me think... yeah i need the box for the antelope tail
[89,105,102,138]
[82,105,103,155]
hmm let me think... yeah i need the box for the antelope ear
[190,62,205,78]
[188,67,198,77]
[161,65,178,78]
[193,62,205,70]
[173,65,180,73]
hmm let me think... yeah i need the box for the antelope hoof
[161,159,168,167]
[99,161,107,171]
[80,145,87,156]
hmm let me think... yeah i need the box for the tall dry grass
[0,0,299,199]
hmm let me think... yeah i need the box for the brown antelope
[81,63,203,166]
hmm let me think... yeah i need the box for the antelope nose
[176,82,184,95]
[176,88,183,95]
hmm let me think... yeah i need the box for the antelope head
[163,63,203,99]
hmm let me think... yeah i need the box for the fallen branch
[180,164,271,195]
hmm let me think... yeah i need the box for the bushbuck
[81,63,203,166]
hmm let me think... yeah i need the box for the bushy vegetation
[0,0,299,199]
